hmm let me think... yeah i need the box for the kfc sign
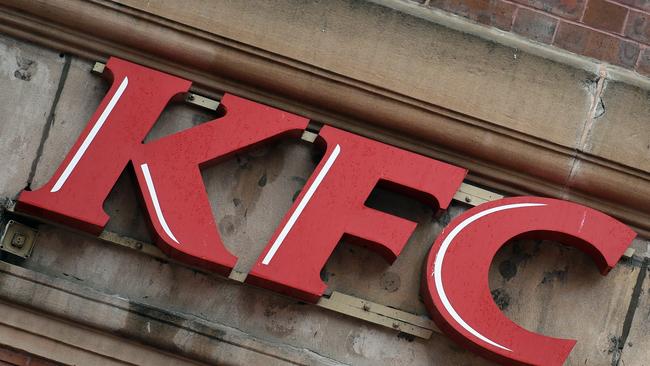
[16,58,636,366]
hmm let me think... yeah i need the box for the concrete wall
[0,31,649,365]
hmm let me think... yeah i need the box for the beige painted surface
[116,0,592,149]
[0,301,206,366]
[0,35,63,198]
[30,57,108,190]
[489,241,639,365]
[588,80,650,172]
[617,267,650,366]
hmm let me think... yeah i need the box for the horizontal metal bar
[98,231,165,258]
[300,130,318,143]
[92,61,220,111]
[318,291,438,338]
[91,61,105,75]
[453,182,504,206]
[185,93,219,111]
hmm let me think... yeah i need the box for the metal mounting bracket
[1,220,38,259]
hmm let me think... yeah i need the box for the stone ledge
[0,261,345,366]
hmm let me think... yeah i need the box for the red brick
[512,8,559,43]
[0,347,29,365]
[625,10,650,44]
[29,358,61,366]
[615,0,650,12]
[554,21,640,67]
[0,347,60,366]
[428,0,517,30]
[583,0,628,33]
[510,0,587,20]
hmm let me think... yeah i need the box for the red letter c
[422,197,636,366]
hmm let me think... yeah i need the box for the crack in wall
[563,64,607,198]
[25,53,71,191]
[612,258,647,366]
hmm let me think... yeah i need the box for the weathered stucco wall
[0,30,649,365]
[1,0,649,238]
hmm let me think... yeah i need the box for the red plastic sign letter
[17,57,308,274]
[422,197,636,366]
[248,125,467,302]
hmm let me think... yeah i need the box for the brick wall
[412,0,650,76]
[0,346,60,366]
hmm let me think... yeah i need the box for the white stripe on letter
[261,144,341,265]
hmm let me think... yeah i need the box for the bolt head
[11,233,26,248]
